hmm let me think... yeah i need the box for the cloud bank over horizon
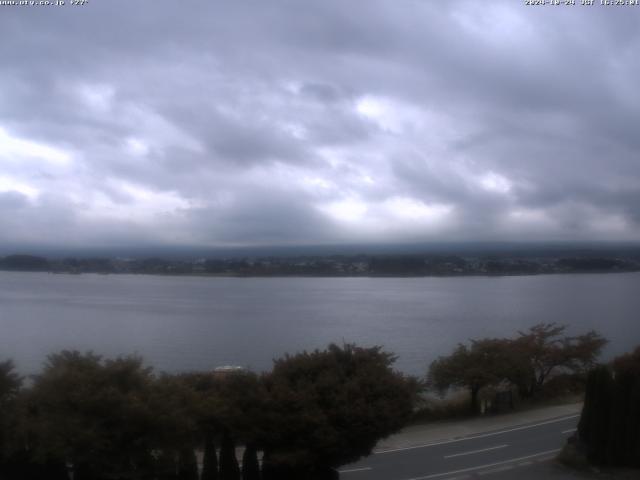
[1,0,640,248]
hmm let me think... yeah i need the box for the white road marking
[562,428,577,434]
[376,414,579,454]
[444,444,508,459]
[339,467,372,474]
[535,455,556,463]
[478,465,513,475]
[402,448,561,480]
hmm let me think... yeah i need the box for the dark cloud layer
[1,0,639,248]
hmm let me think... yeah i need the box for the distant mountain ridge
[2,241,640,260]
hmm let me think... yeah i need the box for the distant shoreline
[2,252,639,278]
[2,268,640,279]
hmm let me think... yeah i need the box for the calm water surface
[1,271,639,375]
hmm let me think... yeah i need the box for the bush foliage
[0,344,418,480]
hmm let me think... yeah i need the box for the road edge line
[376,414,579,454]
[404,448,561,480]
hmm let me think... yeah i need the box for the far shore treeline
[2,250,640,277]
[0,323,629,479]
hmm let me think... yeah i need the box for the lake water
[1,271,639,376]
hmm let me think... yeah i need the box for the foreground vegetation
[0,344,418,480]
[427,323,607,414]
[561,346,640,470]
[0,323,614,479]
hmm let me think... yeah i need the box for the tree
[174,372,221,480]
[0,360,26,480]
[28,351,158,480]
[578,365,614,464]
[241,443,260,480]
[610,346,640,467]
[177,448,198,480]
[428,339,512,413]
[180,370,265,480]
[150,374,201,446]
[576,346,640,468]
[261,343,419,478]
[201,432,219,480]
[428,325,607,412]
[219,430,240,480]
[154,450,178,480]
[208,371,267,448]
[0,360,21,401]
[513,323,607,397]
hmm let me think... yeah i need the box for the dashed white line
[402,448,561,480]
[478,465,513,475]
[562,428,577,434]
[376,414,579,454]
[535,455,557,463]
[339,466,372,474]
[444,444,508,459]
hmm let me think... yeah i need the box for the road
[339,414,579,480]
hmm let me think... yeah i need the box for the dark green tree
[148,373,201,470]
[154,450,178,480]
[211,371,267,447]
[608,347,640,467]
[28,351,158,480]
[177,448,198,480]
[185,370,266,480]
[0,362,50,480]
[201,432,219,480]
[0,360,21,401]
[0,360,22,457]
[577,346,640,468]
[241,443,260,480]
[261,343,419,478]
[578,365,613,464]
[219,430,240,480]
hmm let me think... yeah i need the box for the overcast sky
[1,1,639,249]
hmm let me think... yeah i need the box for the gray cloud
[0,191,29,210]
[186,188,336,246]
[1,0,639,248]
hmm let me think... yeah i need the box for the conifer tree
[155,450,178,480]
[241,443,260,480]
[219,431,240,480]
[177,448,198,480]
[610,346,640,467]
[583,365,613,464]
[201,432,219,480]
[578,347,640,467]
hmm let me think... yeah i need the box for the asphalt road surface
[339,414,579,480]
